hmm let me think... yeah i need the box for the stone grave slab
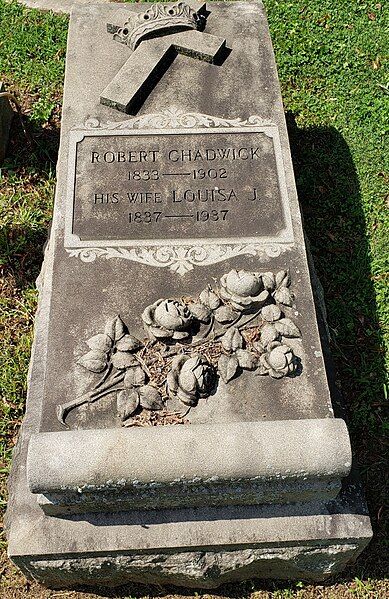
[17,0,111,14]
[6,1,372,588]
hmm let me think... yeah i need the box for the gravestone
[6,1,372,588]
[17,0,110,14]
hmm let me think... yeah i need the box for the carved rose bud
[166,354,215,406]
[142,299,193,341]
[219,269,269,311]
[258,342,297,379]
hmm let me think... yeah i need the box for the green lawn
[0,0,388,597]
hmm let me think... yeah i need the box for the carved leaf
[77,350,106,373]
[274,318,301,338]
[260,324,279,347]
[218,354,239,383]
[116,334,143,352]
[138,385,164,410]
[124,366,147,388]
[117,388,139,421]
[104,315,126,342]
[111,352,138,370]
[214,305,236,324]
[188,302,212,323]
[235,349,258,370]
[199,288,221,310]
[261,304,282,322]
[253,340,266,354]
[86,333,112,352]
[261,272,276,292]
[273,287,293,307]
[275,270,290,288]
[221,327,243,352]
[256,362,270,376]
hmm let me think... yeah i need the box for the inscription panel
[66,128,293,246]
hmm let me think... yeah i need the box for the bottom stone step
[7,449,372,588]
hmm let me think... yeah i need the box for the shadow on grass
[2,114,387,595]
[0,110,59,289]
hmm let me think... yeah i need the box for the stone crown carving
[111,2,206,51]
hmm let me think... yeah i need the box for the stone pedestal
[6,1,372,588]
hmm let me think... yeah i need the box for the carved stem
[191,315,215,344]
[93,363,113,390]
[235,308,263,330]
[135,355,152,379]
[89,369,124,399]
[90,384,126,401]
[57,369,125,426]
[56,395,90,427]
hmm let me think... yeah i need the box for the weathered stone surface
[17,0,111,14]
[36,1,330,435]
[0,82,14,164]
[7,404,373,587]
[6,1,372,587]
[34,4,332,438]
[27,419,352,514]
[13,542,366,588]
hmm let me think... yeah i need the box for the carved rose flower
[142,299,193,341]
[219,269,269,311]
[166,354,215,406]
[258,342,297,379]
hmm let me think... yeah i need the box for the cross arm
[100,31,226,114]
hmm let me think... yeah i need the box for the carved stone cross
[100,2,227,114]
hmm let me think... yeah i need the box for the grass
[0,0,388,597]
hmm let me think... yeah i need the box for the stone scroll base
[5,286,372,587]
[7,410,372,587]
[27,419,352,515]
